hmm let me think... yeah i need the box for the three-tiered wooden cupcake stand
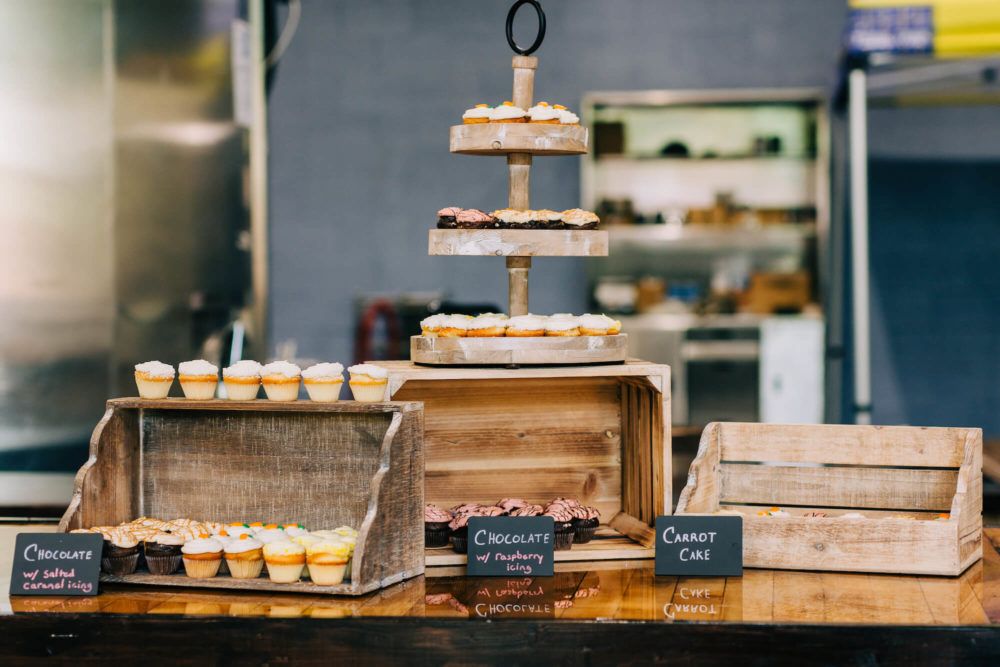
[413,54,626,366]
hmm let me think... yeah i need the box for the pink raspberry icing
[510,504,543,517]
[569,505,601,521]
[437,206,462,217]
[455,208,494,224]
[496,498,529,512]
[425,504,453,523]
[543,506,574,523]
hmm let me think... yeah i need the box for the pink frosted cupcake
[424,504,453,548]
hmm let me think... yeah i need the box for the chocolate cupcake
[509,503,543,517]
[425,504,453,549]
[437,206,461,229]
[569,506,601,544]
[455,209,499,229]
[533,209,564,229]
[101,527,140,575]
[491,209,532,229]
[495,498,530,513]
[561,209,600,230]
[448,513,473,554]
[543,505,576,551]
[144,532,185,575]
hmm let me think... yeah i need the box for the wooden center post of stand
[506,55,537,316]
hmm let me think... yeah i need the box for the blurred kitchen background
[2,0,998,511]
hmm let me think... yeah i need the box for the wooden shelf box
[676,422,983,576]
[59,398,425,595]
[380,360,671,565]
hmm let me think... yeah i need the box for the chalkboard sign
[467,516,554,577]
[9,533,103,596]
[655,515,743,577]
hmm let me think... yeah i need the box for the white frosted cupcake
[260,360,301,402]
[306,540,352,586]
[347,363,388,403]
[545,315,581,337]
[506,314,548,337]
[553,104,580,125]
[577,314,622,336]
[134,361,175,399]
[437,314,472,338]
[489,101,527,123]
[224,534,265,579]
[420,314,448,337]
[302,362,344,402]
[467,314,507,337]
[181,536,224,579]
[462,103,492,124]
[562,209,600,230]
[223,360,261,401]
[178,359,219,400]
[264,541,306,584]
[528,101,561,124]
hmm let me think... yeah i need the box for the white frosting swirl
[578,314,620,331]
[528,103,560,121]
[557,109,580,124]
[468,315,507,331]
[347,363,389,379]
[224,360,262,378]
[181,537,223,554]
[135,361,174,378]
[489,103,526,120]
[506,314,548,331]
[224,536,263,553]
[256,528,290,544]
[462,104,492,120]
[260,360,301,378]
[178,359,218,376]
[545,316,580,332]
[439,315,471,330]
[420,314,448,330]
[302,362,344,380]
[562,209,600,226]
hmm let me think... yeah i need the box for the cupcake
[248,522,265,532]
[467,314,507,338]
[527,101,560,124]
[222,360,262,401]
[543,505,576,550]
[260,360,301,402]
[177,359,219,400]
[181,535,224,579]
[306,541,352,586]
[225,523,254,538]
[532,209,563,229]
[553,104,580,125]
[101,527,140,575]
[496,498,529,513]
[462,103,492,124]
[489,101,527,123]
[577,314,622,336]
[450,506,504,554]
[347,363,389,402]
[224,534,265,579]
[505,314,547,337]
[569,506,601,544]
[143,532,185,575]
[545,315,581,337]
[264,541,307,583]
[455,208,498,229]
[510,504,544,517]
[437,206,462,228]
[257,527,290,544]
[491,208,533,229]
[436,314,472,338]
[562,209,600,230]
[282,523,309,538]
[302,362,344,402]
[291,534,322,579]
[420,314,448,337]
[425,504,453,549]
[134,361,175,399]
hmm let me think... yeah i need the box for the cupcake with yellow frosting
[467,314,507,337]
[264,541,307,583]
[224,533,265,579]
[260,360,301,402]
[489,101,527,123]
[134,361,174,399]
[528,101,560,124]
[181,535,224,579]
[578,314,622,336]
[462,103,492,124]
[306,540,352,586]
[347,363,389,402]
[302,362,344,402]
[178,359,219,400]
[545,315,581,337]
[222,360,261,401]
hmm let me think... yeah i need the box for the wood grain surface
[410,333,626,365]
[449,122,588,155]
[428,229,609,257]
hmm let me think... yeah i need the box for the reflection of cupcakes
[437,206,462,229]
[425,504,453,549]
[462,104,492,124]
[420,314,447,337]
[467,314,507,337]
[347,363,389,402]
[577,314,622,336]
[134,361,175,399]
[545,316,581,337]
[182,535,224,579]
[562,209,600,230]
[543,506,576,551]
[302,362,344,402]
[528,101,560,124]
[264,541,306,583]
[224,534,264,579]
[307,541,351,586]
[223,360,262,401]
[260,360,301,402]
[505,314,547,337]
[144,532,185,575]
[489,101,527,123]
[569,506,601,544]
[102,528,140,575]
[178,359,219,400]
[436,314,472,338]
[455,208,498,229]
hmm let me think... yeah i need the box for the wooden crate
[676,422,983,576]
[380,360,671,565]
[59,398,425,595]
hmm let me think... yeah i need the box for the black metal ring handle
[506,0,546,55]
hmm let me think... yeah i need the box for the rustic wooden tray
[428,229,608,257]
[410,334,627,366]
[676,422,983,576]
[59,398,425,595]
[449,123,588,155]
[379,360,670,565]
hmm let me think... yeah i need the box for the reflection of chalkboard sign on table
[9,533,103,596]
[655,516,743,577]
[467,516,555,577]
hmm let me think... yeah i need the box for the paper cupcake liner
[349,381,386,403]
[182,556,222,579]
[145,553,183,575]
[102,552,140,575]
[308,563,347,586]
[265,562,305,584]
[226,557,264,579]
[224,380,260,401]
